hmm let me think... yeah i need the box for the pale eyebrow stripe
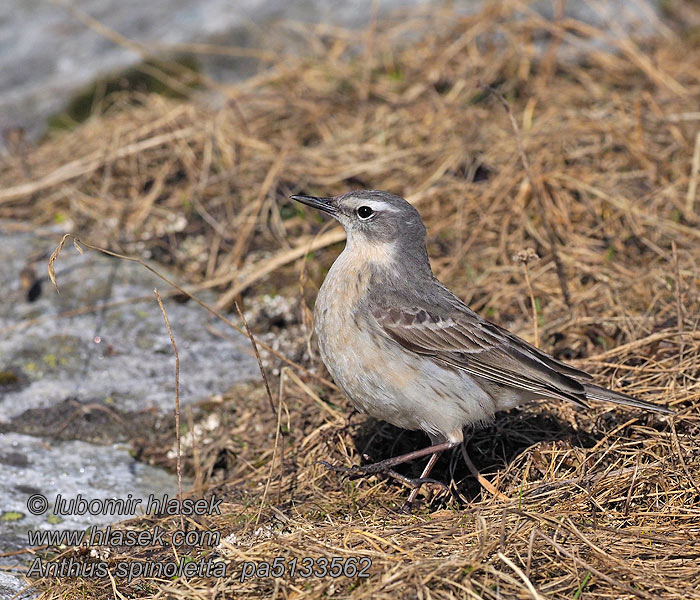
[349,199,400,212]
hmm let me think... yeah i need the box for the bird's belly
[315,303,496,443]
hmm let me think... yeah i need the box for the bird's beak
[290,194,337,215]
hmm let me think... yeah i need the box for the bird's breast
[314,241,396,340]
[314,253,371,364]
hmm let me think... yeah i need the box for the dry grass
[3,1,700,598]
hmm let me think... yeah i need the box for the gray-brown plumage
[291,190,671,506]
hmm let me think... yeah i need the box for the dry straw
[3,1,700,598]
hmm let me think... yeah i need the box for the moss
[0,511,24,522]
[47,55,201,132]
[0,370,20,386]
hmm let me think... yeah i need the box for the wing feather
[375,306,590,407]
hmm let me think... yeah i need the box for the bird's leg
[401,450,444,512]
[318,440,456,475]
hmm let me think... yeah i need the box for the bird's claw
[399,477,449,513]
[317,460,448,491]
[316,460,382,477]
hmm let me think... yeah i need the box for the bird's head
[290,190,427,249]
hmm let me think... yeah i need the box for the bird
[290,189,672,509]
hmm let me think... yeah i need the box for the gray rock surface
[0,223,256,596]
[0,225,258,421]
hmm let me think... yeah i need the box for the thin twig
[672,241,686,378]
[514,248,540,347]
[106,567,128,600]
[685,130,700,218]
[186,405,203,497]
[523,265,539,347]
[234,301,276,416]
[672,241,683,334]
[460,442,510,501]
[155,289,184,532]
[256,368,287,526]
[497,552,546,600]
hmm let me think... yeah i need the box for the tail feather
[584,383,673,415]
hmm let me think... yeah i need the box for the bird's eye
[356,206,374,220]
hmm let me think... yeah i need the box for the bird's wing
[374,304,591,407]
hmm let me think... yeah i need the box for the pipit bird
[291,190,672,508]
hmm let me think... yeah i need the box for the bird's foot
[399,500,414,514]
[316,457,397,477]
[398,477,449,513]
[316,461,445,488]
[316,461,380,479]
[317,460,447,512]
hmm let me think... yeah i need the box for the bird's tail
[584,383,673,415]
